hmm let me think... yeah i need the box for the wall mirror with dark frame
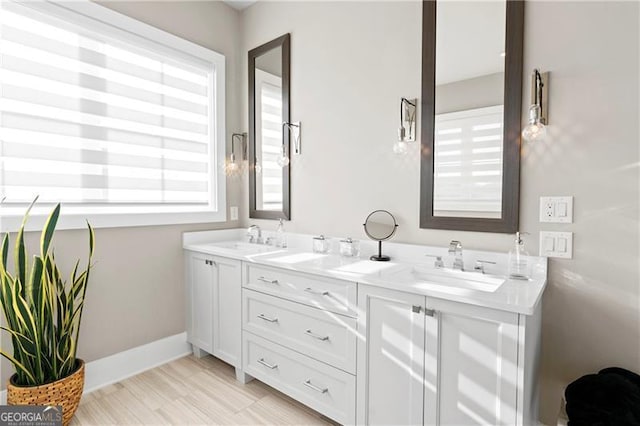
[249,33,291,220]
[420,0,523,233]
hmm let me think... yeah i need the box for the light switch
[230,206,239,221]
[540,196,573,223]
[557,238,567,253]
[543,237,555,252]
[557,202,567,217]
[539,231,573,259]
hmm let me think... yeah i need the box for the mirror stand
[370,241,390,262]
[363,210,398,262]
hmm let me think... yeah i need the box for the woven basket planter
[7,359,85,426]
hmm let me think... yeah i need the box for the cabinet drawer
[244,264,357,316]
[243,331,356,425]
[243,289,357,374]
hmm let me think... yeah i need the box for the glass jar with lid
[339,237,360,257]
[312,235,331,254]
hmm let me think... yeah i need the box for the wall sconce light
[226,132,246,174]
[278,122,301,167]
[522,69,549,142]
[393,97,417,155]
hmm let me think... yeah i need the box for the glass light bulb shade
[393,140,408,155]
[522,121,547,142]
[277,155,290,167]
[225,159,239,176]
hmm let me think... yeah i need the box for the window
[0,0,226,230]
[433,105,504,218]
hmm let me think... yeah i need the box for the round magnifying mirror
[363,210,398,261]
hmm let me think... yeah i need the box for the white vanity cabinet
[185,251,242,369]
[356,286,437,426]
[183,230,545,426]
[242,264,358,425]
[357,284,538,426]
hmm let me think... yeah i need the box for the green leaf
[14,197,38,295]
[14,234,26,298]
[0,350,36,385]
[40,204,60,257]
[87,221,95,259]
[0,326,36,358]
[28,256,44,307]
[0,233,9,276]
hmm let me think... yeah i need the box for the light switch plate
[539,231,573,259]
[539,196,573,223]
[230,206,239,221]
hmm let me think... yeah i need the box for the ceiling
[222,0,257,11]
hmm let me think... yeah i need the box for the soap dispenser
[275,218,287,248]
[508,232,531,280]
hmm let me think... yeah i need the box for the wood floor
[70,355,337,425]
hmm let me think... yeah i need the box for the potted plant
[0,200,94,426]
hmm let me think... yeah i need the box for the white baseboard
[0,332,191,404]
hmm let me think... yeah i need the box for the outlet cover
[539,231,573,259]
[230,206,239,221]
[539,196,573,223]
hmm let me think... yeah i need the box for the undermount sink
[385,265,506,293]
[206,241,279,254]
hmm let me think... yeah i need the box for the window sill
[0,209,228,232]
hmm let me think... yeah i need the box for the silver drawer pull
[303,379,328,394]
[257,358,278,369]
[304,287,329,296]
[258,276,279,285]
[305,329,330,341]
[257,313,278,323]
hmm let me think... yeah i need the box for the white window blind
[0,0,226,229]
[433,105,503,216]
[255,69,283,211]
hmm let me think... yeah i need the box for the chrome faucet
[473,260,496,274]
[425,254,445,269]
[247,225,263,244]
[448,240,464,271]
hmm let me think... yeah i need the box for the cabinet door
[428,298,519,426]
[212,256,242,367]
[188,252,214,353]
[357,285,427,426]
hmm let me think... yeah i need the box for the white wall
[524,2,640,422]
[436,72,504,114]
[240,1,640,423]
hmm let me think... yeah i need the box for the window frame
[0,0,227,232]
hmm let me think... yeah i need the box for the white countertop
[183,229,547,315]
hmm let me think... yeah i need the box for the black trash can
[564,367,640,426]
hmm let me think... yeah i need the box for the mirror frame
[419,0,524,233]
[363,210,399,241]
[248,33,291,220]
